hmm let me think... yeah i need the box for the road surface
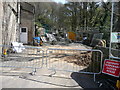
[0,43,99,88]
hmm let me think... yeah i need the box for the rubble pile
[64,51,92,66]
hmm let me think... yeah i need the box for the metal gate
[0,45,44,69]
[0,45,103,81]
[46,48,103,75]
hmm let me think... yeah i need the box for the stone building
[0,1,35,54]
[20,2,35,44]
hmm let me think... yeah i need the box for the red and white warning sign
[102,59,120,77]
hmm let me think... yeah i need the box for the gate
[0,45,103,81]
[46,48,103,81]
[0,45,44,69]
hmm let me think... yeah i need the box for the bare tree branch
[102,2,120,17]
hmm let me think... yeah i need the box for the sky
[53,0,67,4]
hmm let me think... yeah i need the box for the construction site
[0,1,120,89]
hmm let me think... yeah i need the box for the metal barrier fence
[0,45,44,69]
[46,48,103,75]
[0,45,103,81]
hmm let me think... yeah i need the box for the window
[21,28,27,32]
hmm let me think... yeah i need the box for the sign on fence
[102,59,120,77]
[111,32,120,43]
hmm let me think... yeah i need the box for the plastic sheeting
[11,42,25,53]
[46,33,57,42]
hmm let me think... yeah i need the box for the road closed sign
[111,32,120,43]
[102,59,120,77]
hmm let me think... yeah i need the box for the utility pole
[109,2,114,59]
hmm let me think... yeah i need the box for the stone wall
[0,1,3,54]
[2,2,18,45]
[0,1,18,56]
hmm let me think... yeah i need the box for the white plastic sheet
[46,33,57,42]
[11,42,25,53]
[41,36,47,42]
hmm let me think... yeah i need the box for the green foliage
[34,2,118,42]
[35,22,42,28]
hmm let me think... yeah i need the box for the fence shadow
[19,75,80,88]
[70,72,99,88]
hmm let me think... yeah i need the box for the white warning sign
[111,32,120,43]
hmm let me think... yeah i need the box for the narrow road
[0,43,99,88]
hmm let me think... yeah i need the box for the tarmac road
[0,43,99,89]
[0,68,81,88]
[0,67,100,89]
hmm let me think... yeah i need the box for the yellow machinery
[68,32,76,41]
